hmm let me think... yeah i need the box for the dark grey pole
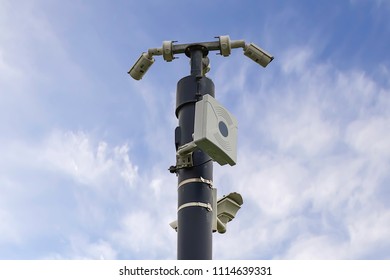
[174,45,215,260]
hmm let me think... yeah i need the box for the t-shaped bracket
[128,35,274,80]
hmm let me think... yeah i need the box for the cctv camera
[244,43,274,67]
[216,192,243,233]
[128,52,155,80]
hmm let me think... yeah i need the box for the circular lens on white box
[219,121,229,137]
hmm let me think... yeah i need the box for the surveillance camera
[216,192,243,234]
[128,52,155,80]
[244,43,274,67]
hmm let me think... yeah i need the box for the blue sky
[1,0,390,259]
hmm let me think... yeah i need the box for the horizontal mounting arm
[147,36,246,61]
[128,35,274,80]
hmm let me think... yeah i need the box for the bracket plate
[176,152,194,169]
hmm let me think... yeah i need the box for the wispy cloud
[41,130,138,188]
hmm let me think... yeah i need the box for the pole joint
[186,45,209,77]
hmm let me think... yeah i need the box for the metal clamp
[178,177,213,188]
[176,152,194,169]
[178,202,212,212]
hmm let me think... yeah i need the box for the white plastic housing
[194,94,238,166]
[128,52,154,80]
[244,43,274,67]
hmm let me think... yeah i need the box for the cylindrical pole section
[175,45,214,259]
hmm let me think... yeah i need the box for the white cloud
[111,211,162,255]
[0,0,83,84]
[0,208,21,245]
[38,130,177,259]
[40,130,138,189]
[346,116,390,160]
[0,129,142,257]
[67,235,118,260]
[265,105,340,156]
[0,49,21,84]
[281,234,347,259]
[347,208,390,258]
[280,47,314,75]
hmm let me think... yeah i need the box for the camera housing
[128,52,155,80]
[214,192,243,234]
[244,43,274,67]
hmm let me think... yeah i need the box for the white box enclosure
[193,94,238,166]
